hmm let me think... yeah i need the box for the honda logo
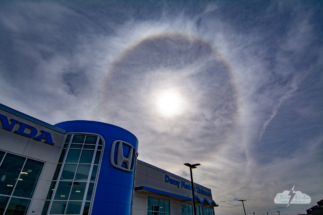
[110,140,136,172]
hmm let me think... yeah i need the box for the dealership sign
[165,175,211,197]
[0,114,55,145]
[110,140,136,172]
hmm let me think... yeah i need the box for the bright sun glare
[157,90,182,117]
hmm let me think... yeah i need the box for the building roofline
[0,103,66,134]
[137,159,212,192]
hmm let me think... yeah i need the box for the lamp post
[238,200,247,215]
[184,163,200,215]
[277,211,280,215]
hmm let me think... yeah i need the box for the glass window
[182,203,193,215]
[13,159,43,198]
[165,200,170,213]
[65,135,71,143]
[52,164,62,180]
[94,151,101,165]
[71,144,83,149]
[86,183,94,201]
[66,202,82,214]
[188,204,192,214]
[85,136,97,144]
[72,135,85,143]
[0,151,43,215]
[147,196,153,211]
[0,196,9,214]
[61,164,77,180]
[41,201,50,215]
[199,206,203,215]
[160,199,165,212]
[5,197,30,215]
[64,144,69,148]
[0,154,25,196]
[75,165,91,181]
[50,201,67,214]
[83,145,95,149]
[54,181,72,200]
[79,151,94,164]
[59,149,67,163]
[66,150,81,163]
[90,166,98,182]
[47,182,56,199]
[69,182,86,200]
[47,134,104,215]
[148,196,170,215]
[82,202,90,215]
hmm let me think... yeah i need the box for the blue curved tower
[54,121,138,215]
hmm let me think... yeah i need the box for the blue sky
[0,1,322,215]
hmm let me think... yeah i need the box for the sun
[157,90,182,117]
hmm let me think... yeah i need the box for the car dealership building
[0,103,218,215]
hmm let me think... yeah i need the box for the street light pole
[238,200,247,215]
[184,163,200,215]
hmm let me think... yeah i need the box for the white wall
[0,109,65,215]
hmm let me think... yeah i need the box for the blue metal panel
[55,121,138,215]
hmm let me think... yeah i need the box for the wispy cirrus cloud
[0,1,322,215]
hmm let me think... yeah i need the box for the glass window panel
[60,165,77,180]
[71,144,82,149]
[5,197,30,215]
[13,159,43,198]
[72,135,85,143]
[0,151,5,163]
[159,199,165,212]
[97,146,102,150]
[188,204,192,215]
[165,200,169,212]
[90,166,98,182]
[85,136,97,144]
[153,198,159,211]
[196,207,199,215]
[69,182,86,200]
[184,204,188,214]
[83,145,95,149]
[46,181,56,199]
[50,201,67,214]
[86,183,94,201]
[79,151,94,164]
[52,164,61,180]
[199,206,203,215]
[0,153,25,195]
[94,151,101,165]
[41,201,50,215]
[75,165,91,181]
[64,144,69,148]
[148,196,153,211]
[54,181,72,200]
[66,202,82,214]
[147,212,153,215]
[83,202,90,215]
[99,139,103,145]
[65,135,71,143]
[59,149,66,163]
[0,196,9,214]
[65,150,81,163]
